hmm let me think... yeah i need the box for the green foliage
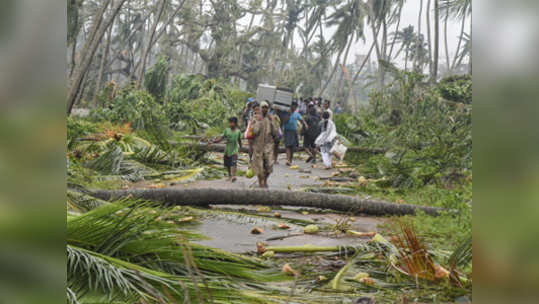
[165,75,247,133]
[67,201,289,303]
[438,75,472,104]
[89,87,170,149]
[144,56,168,102]
[67,117,98,150]
[342,71,472,189]
[84,141,124,175]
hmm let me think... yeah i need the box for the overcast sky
[346,1,471,67]
[238,1,471,69]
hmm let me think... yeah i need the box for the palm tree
[391,25,415,71]
[440,0,471,70]
[432,0,440,82]
[414,0,424,71]
[387,0,407,60]
[409,33,429,72]
[319,0,366,97]
[455,32,470,70]
[426,0,432,77]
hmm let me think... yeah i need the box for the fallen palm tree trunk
[169,141,387,154]
[91,188,441,216]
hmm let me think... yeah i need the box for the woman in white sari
[315,111,337,169]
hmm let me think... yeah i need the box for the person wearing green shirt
[211,117,242,182]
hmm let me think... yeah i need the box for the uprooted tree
[91,188,442,216]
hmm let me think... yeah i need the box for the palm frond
[67,189,109,213]
[67,245,179,303]
[85,143,124,175]
[449,234,472,269]
[66,287,80,304]
[67,200,287,282]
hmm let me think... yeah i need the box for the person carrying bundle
[315,111,337,169]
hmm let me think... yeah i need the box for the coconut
[262,250,275,258]
[246,168,255,178]
[251,227,263,234]
[277,223,290,229]
[282,263,297,276]
[304,224,319,234]
[359,277,374,286]
[353,272,370,281]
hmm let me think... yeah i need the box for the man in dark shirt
[303,104,321,163]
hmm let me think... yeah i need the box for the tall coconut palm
[387,0,407,61]
[432,0,440,82]
[440,0,471,70]
[409,33,429,71]
[426,0,433,77]
[319,0,366,97]
[391,25,415,71]
[414,0,424,71]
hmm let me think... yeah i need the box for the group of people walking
[214,96,342,188]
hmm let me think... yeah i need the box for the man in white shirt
[323,99,333,120]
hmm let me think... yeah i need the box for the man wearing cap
[251,100,278,188]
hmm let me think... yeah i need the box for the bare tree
[93,23,113,105]
[136,0,167,89]
[67,0,128,114]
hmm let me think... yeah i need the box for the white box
[256,84,293,111]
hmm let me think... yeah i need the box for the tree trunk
[371,21,383,89]
[334,38,353,100]
[444,9,450,73]
[404,49,409,71]
[415,0,423,71]
[136,0,167,89]
[91,188,442,216]
[452,15,466,70]
[78,0,112,70]
[388,5,403,60]
[426,0,432,77]
[380,19,388,87]
[468,14,472,75]
[318,43,346,97]
[67,0,128,115]
[70,39,77,78]
[432,0,440,82]
[93,24,113,106]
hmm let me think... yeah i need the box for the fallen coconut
[353,272,370,281]
[257,206,271,212]
[251,227,263,234]
[304,224,319,234]
[347,230,376,238]
[358,176,368,187]
[282,263,297,276]
[245,168,255,179]
[316,275,328,282]
[358,277,374,286]
[277,223,290,229]
[262,250,275,258]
